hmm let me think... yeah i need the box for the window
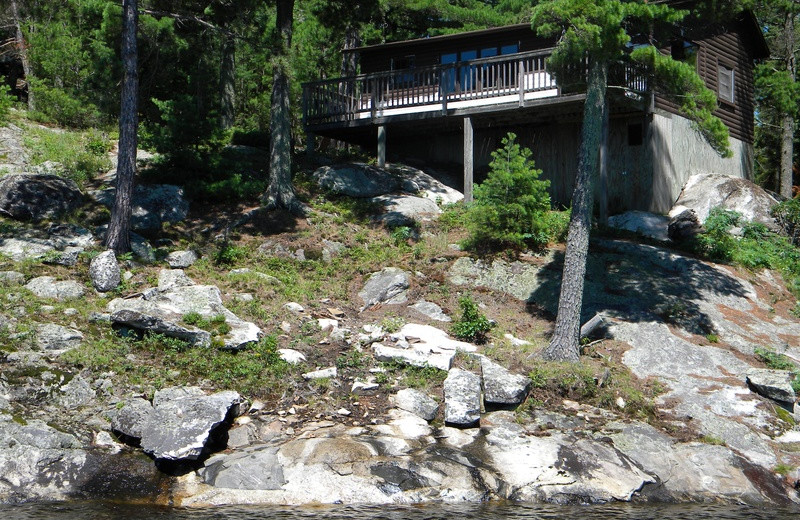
[718,63,735,104]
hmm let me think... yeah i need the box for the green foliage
[701,435,726,446]
[694,207,741,261]
[23,126,112,185]
[390,226,415,245]
[28,81,103,129]
[214,243,248,266]
[774,463,795,476]
[451,296,493,343]
[463,133,553,249]
[336,348,366,370]
[773,198,800,246]
[755,347,800,394]
[0,89,14,125]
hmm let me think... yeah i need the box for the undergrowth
[755,347,800,394]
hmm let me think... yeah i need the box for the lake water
[1,502,798,520]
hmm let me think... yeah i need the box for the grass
[700,435,726,446]
[754,347,800,394]
[22,124,112,185]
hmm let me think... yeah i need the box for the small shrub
[774,463,794,476]
[390,226,414,244]
[701,435,726,446]
[214,242,247,265]
[0,88,14,125]
[451,296,493,343]
[463,133,552,250]
[694,207,741,261]
[29,81,102,128]
[772,197,800,246]
[380,315,405,333]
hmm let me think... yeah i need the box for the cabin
[302,9,769,214]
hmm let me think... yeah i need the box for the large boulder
[392,388,439,421]
[91,184,189,231]
[372,194,441,227]
[746,369,797,405]
[0,174,83,221]
[107,269,261,350]
[312,163,401,198]
[89,250,120,292]
[111,387,244,462]
[358,267,410,311]
[481,357,530,406]
[25,276,85,301]
[672,174,780,229]
[668,208,704,241]
[35,323,83,352]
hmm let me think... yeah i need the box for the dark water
[1,502,798,520]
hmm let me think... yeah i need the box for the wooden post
[306,131,315,158]
[377,125,386,168]
[463,116,474,203]
[598,101,609,225]
[518,59,525,107]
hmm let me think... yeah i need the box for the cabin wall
[646,110,752,213]
[654,22,756,144]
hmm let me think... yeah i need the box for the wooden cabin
[302,9,769,214]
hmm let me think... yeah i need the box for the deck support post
[598,99,609,225]
[463,116,474,203]
[377,125,386,168]
[305,131,315,158]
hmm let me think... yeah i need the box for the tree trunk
[105,0,138,254]
[263,0,304,215]
[10,0,34,110]
[340,25,360,96]
[219,31,235,130]
[541,59,608,362]
[780,10,796,199]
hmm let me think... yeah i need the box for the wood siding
[654,21,756,144]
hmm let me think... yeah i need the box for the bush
[451,296,493,343]
[463,133,552,249]
[773,197,800,246]
[28,81,102,128]
[694,207,741,261]
[0,88,14,125]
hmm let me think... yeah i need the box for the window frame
[717,61,735,105]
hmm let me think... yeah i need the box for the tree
[263,0,306,214]
[9,0,34,109]
[535,0,731,362]
[105,0,138,254]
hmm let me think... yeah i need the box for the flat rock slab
[393,388,439,421]
[201,446,285,490]
[444,368,481,427]
[108,270,261,350]
[0,174,83,221]
[481,357,530,406]
[25,276,85,301]
[112,387,244,461]
[167,250,198,268]
[0,225,94,263]
[373,343,453,371]
[746,369,797,404]
[371,194,441,227]
[358,267,410,311]
[394,323,476,353]
[410,300,451,322]
[36,323,83,352]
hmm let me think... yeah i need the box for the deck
[302,49,649,131]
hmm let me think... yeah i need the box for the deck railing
[303,49,649,126]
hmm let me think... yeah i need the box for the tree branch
[140,8,232,36]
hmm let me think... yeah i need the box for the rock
[312,163,401,197]
[410,300,451,322]
[481,357,530,406]
[56,375,96,409]
[229,268,283,286]
[503,333,531,347]
[444,368,481,427]
[746,369,797,404]
[372,343,453,371]
[668,207,704,241]
[108,276,262,350]
[25,276,85,301]
[0,174,83,221]
[386,163,463,204]
[0,225,96,263]
[112,398,156,440]
[302,367,337,380]
[158,269,195,290]
[607,211,670,241]
[321,239,346,262]
[0,271,24,285]
[448,256,553,303]
[166,250,198,268]
[284,302,304,313]
[201,447,285,490]
[89,250,120,292]
[394,323,476,353]
[112,388,244,462]
[91,184,189,231]
[393,388,439,421]
[372,194,441,227]
[352,380,379,394]
[130,232,156,262]
[672,173,780,229]
[358,267,410,310]
[318,318,338,332]
[278,349,306,365]
[110,309,212,346]
[36,323,83,352]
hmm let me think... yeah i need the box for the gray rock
[668,207,703,241]
[201,446,285,490]
[746,368,797,404]
[131,232,156,262]
[607,211,670,241]
[321,239,346,262]
[0,237,54,262]
[36,323,83,351]
[393,388,439,421]
[410,300,451,322]
[111,309,212,346]
[0,174,83,221]
[0,271,24,285]
[25,276,85,301]
[372,343,453,371]
[386,163,464,204]
[672,173,779,229]
[166,250,198,268]
[158,269,195,290]
[372,194,441,227]
[444,368,481,427]
[278,349,306,365]
[111,398,156,440]
[312,163,401,198]
[481,357,530,406]
[89,250,120,292]
[302,367,337,380]
[91,184,189,231]
[45,247,82,267]
[358,267,410,310]
[56,375,96,409]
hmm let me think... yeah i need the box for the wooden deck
[302,50,649,130]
